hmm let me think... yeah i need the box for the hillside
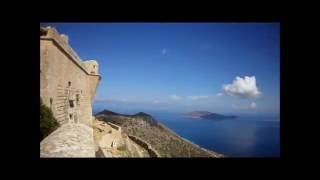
[95,110,224,157]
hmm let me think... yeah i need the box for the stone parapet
[40,27,82,62]
[40,26,101,78]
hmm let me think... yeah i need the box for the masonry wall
[40,28,100,127]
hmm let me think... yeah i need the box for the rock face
[40,26,101,157]
[40,123,96,157]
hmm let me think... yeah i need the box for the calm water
[149,112,280,157]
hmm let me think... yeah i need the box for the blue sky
[41,23,280,116]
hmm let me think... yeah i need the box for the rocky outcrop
[40,123,96,157]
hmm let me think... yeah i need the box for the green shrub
[40,97,59,141]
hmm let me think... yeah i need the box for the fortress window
[93,65,96,69]
[76,94,80,105]
[69,114,73,120]
[68,81,71,87]
[69,100,74,108]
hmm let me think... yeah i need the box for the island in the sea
[184,111,237,120]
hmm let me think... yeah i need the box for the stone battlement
[40,26,100,77]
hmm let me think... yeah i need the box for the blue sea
[93,107,280,157]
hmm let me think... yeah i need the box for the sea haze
[93,106,280,157]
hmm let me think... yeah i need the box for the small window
[68,81,71,87]
[69,100,74,108]
[93,65,96,69]
[76,94,80,105]
[69,114,73,120]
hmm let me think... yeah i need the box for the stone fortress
[40,26,100,127]
[40,26,101,157]
[40,26,155,157]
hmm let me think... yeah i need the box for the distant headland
[184,111,237,120]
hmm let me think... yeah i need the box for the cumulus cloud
[187,96,209,100]
[223,76,261,98]
[162,48,167,55]
[170,94,182,100]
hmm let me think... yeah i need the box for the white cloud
[216,93,224,97]
[170,94,182,100]
[187,96,209,100]
[162,48,167,55]
[223,76,261,99]
[250,102,257,109]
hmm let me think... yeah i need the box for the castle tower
[40,26,101,127]
[40,26,102,157]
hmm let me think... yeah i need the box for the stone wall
[40,26,101,127]
[128,135,161,157]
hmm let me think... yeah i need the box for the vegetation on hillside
[40,97,59,141]
[96,110,223,157]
